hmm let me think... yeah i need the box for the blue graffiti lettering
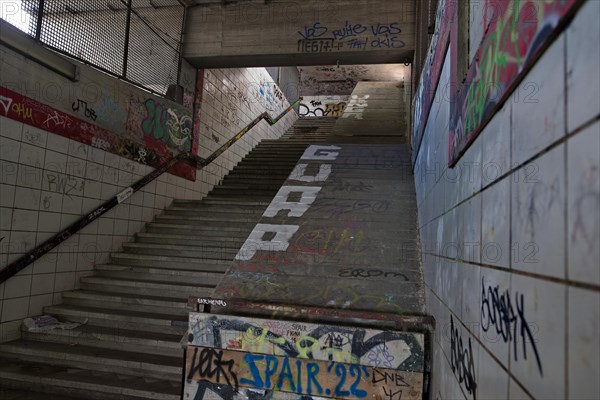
[298,22,328,39]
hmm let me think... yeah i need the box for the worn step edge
[0,341,181,380]
[0,359,180,400]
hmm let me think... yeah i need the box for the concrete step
[220,178,290,186]
[209,187,281,196]
[0,358,180,400]
[162,208,263,220]
[235,160,299,166]
[226,170,291,179]
[22,323,182,357]
[94,264,224,286]
[218,181,287,189]
[79,276,214,300]
[110,252,231,269]
[229,164,298,171]
[0,340,181,382]
[146,221,252,233]
[145,223,253,237]
[0,388,88,400]
[43,304,188,335]
[222,172,290,180]
[80,274,216,294]
[153,216,256,229]
[165,205,264,214]
[203,194,275,202]
[134,232,245,247]
[62,289,189,318]
[122,243,238,259]
[242,150,305,156]
[176,198,270,206]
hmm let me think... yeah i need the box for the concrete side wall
[414,2,600,399]
[183,0,415,67]
[0,48,296,342]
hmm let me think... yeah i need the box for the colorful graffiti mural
[126,97,194,153]
[0,87,196,180]
[184,313,425,400]
[448,0,581,165]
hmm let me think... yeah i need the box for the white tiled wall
[414,2,600,399]
[0,59,297,341]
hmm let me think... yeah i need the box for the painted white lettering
[235,224,299,261]
[263,186,321,218]
[301,145,341,161]
[289,163,332,182]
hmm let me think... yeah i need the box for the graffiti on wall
[259,80,285,112]
[126,97,193,152]
[297,21,405,53]
[299,98,348,117]
[0,86,196,180]
[449,0,581,165]
[184,313,425,400]
[480,277,542,375]
[449,315,477,398]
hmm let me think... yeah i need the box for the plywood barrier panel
[184,312,425,400]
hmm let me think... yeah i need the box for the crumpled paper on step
[22,315,85,333]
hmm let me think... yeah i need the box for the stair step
[175,198,270,206]
[111,252,231,266]
[122,243,238,259]
[0,340,181,381]
[62,289,189,317]
[134,232,245,246]
[22,323,182,357]
[80,275,215,294]
[0,358,180,400]
[0,388,87,400]
[220,179,289,186]
[145,223,253,237]
[162,209,262,220]
[204,194,275,202]
[93,265,223,286]
[153,215,256,228]
[79,277,214,300]
[147,221,252,232]
[165,205,264,214]
[43,304,188,335]
[217,182,285,189]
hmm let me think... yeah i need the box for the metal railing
[0,97,302,284]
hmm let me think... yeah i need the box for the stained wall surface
[413,2,600,399]
[0,44,297,342]
[184,0,415,67]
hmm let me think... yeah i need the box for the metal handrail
[0,98,302,283]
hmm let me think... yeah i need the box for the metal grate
[3,0,185,95]
[39,1,127,75]
[126,1,184,94]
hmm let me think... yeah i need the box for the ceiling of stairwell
[299,64,411,96]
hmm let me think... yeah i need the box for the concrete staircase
[0,118,335,400]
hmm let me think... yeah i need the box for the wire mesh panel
[2,0,185,95]
[38,0,127,76]
[126,0,184,94]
